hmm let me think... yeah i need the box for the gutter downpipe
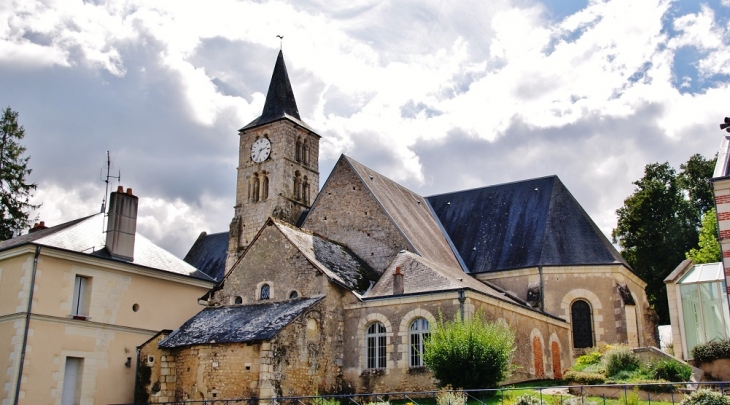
[539,266,545,313]
[457,289,466,322]
[14,245,41,405]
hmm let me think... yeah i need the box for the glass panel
[680,284,702,356]
[700,282,727,342]
[378,334,386,368]
[260,284,270,300]
[722,281,730,338]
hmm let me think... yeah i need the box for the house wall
[304,158,411,274]
[476,265,656,355]
[341,291,571,392]
[0,247,212,405]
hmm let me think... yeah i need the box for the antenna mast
[100,151,121,216]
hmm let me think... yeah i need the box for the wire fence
[117,381,730,405]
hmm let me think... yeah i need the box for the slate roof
[0,214,214,281]
[366,251,526,307]
[183,231,229,282]
[272,219,376,294]
[342,156,465,272]
[158,296,324,348]
[427,176,627,274]
[241,50,313,132]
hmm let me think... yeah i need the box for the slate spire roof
[241,50,311,131]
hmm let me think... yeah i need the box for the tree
[0,107,38,240]
[423,310,515,389]
[612,155,716,324]
[686,208,721,264]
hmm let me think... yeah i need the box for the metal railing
[116,381,730,405]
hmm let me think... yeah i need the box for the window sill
[71,315,90,321]
[360,369,386,377]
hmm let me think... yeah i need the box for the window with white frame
[409,318,430,367]
[366,322,386,369]
[72,275,90,318]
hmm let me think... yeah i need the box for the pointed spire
[261,50,300,120]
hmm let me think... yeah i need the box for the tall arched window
[303,176,310,205]
[296,137,303,162]
[294,171,302,200]
[571,300,593,348]
[366,322,386,369]
[252,173,260,202]
[303,138,310,166]
[260,284,270,300]
[409,318,429,367]
[261,172,269,201]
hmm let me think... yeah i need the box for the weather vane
[276,35,284,50]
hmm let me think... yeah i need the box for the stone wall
[476,265,656,354]
[304,158,410,274]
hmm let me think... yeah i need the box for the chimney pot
[117,185,124,193]
[126,188,133,195]
[39,221,45,227]
[393,266,404,295]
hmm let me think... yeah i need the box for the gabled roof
[158,296,324,348]
[183,231,229,282]
[241,50,313,132]
[0,214,213,281]
[341,155,465,272]
[366,251,524,306]
[427,176,627,274]
[272,219,376,294]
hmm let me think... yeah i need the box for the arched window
[409,318,429,367]
[303,176,310,205]
[303,138,310,166]
[571,300,593,348]
[234,296,243,305]
[261,173,269,201]
[296,137,303,162]
[366,322,386,369]
[260,284,270,300]
[252,173,260,203]
[294,171,302,200]
[289,291,298,299]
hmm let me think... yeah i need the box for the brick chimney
[105,186,138,261]
[393,267,404,295]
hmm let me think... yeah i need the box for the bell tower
[227,50,321,269]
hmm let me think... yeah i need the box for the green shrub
[620,388,641,405]
[512,394,547,405]
[312,398,340,405]
[563,370,606,385]
[692,339,730,364]
[436,389,467,405]
[424,310,515,389]
[651,359,692,382]
[679,389,730,405]
[574,351,602,371]
[604,346,641,376]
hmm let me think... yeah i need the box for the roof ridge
[427,174,559,199]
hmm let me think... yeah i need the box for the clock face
[251,138,271,163]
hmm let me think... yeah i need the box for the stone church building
[137,51,655,402]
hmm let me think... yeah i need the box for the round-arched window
[409,318,430,367]
[366,322,386,369]
[260,284,270,300]
[289,291,298,299]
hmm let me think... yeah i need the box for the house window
[289,291,298,299]
[409,318,429,367]
[72,275,90,318]
[366,322,386,369]
[571,300,593,348]
[260,284,270,300]
[234,296,243,305]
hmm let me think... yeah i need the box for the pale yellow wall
[0,247,213,405]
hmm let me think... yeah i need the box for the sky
[1,0,730,258]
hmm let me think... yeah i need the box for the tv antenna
[100,151,121,215]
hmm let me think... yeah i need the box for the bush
[620,388,641,405]
[604,346,641,377]
[692,339,730,364]
[563,370,606,385]
[423,310,515,389]
[574,351,602,371]
[512,394,547,405]
[562,398,597,405]
[679,389,730,405]
[436,389,467,405]
[651,359,692,382]
[313,399,340,405]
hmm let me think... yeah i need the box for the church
[137,51,656,403]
